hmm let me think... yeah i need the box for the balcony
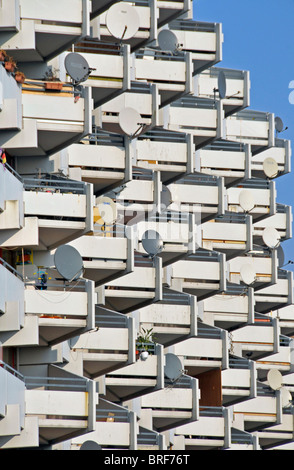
[70,398,137,450]
[233,383,282,432]
[251,138,291,179]
[0,362,26,449]
[0,162,23,231]
[196,140,250,187]
[135,211,196,266]
[222,355,256,406]
[224,109,275,154]
[65,131,132,196]
[1,80,92,158]
[226,178,276,223]
[20,365,96,447]
[256,407,294,449]
[273,304,294,337]
[255,341,293,379]
[253,203,292,245]
[168,19,223,74]
[166,249,226,300]
[68,226,133,287]
[199,284,255,330]
[168,173,225,223]
[93,0,190,50]
[254,269,293,314]
[195,66,250,116]
[0,259,24,339]
[133,48,193,107]
[0,62,22,144]
[201,213,252,260]
[137,426,165,450]
[229,317,279,361]
[138,375,199,432]
[68,306,135,378]
[24,278,95,346]
[0,176,93,250]
[62,42,130,108]
[227,247,277,290]
[0,0,90,64]
[169,322,229,376]
[104,343,164,402]
[132,288,197,347]
[134,129,194,184]
[173,406,230,450]
[98,255,162,313]
[95,81,158,135]
[158,95,223,149]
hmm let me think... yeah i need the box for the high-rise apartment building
[0,0,293,451]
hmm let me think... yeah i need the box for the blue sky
[194,0,294,269]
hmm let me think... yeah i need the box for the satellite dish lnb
[106,2,140,40]
[54,245,84,281]
[142,230,163,257]
[65,53,95,85]
[158,29,180,54]
[240,264,256,286]
[267,368,283,391]
[95,196,117,225]
[263,157,279,179]
[164,353,183,382]
[119,107,143,137]
[262,227,280,249]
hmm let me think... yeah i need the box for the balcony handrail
[23,176,86,195]
[197,324,222,339]
[199,406,224,417]
[25,278,87,291]
[0,157,23,182]
[0,361,25,382]
[96,408,130,422]
[170,18,218,33]
[24,375,89,391]
[172,95,217,110]
[137,128,187,143]
[95,313,128,328]
[138,427,161,446]
[0,257,24,282]
[231,427,254,445]
[135,48,186,61]
[257,382,276,397]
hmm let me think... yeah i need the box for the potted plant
[43,67,63,90]
[4,56,16,73]
[136,327,156,360]
[14,71,26,84]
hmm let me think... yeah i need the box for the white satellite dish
[142,230,163,257]
[95,196,117,225]
[119,107,143,136]
[106,2,140,40]
[267,368,283,390]
[240,264,256,285]
[54,245,84,281]
[158,29,180,54]
[239,190,255,212]
[281,388,292,408]
[164,353,183,382]
[262,227,280,249]
[263,157,279,179]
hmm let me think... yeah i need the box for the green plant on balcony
[136,327,156,360]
